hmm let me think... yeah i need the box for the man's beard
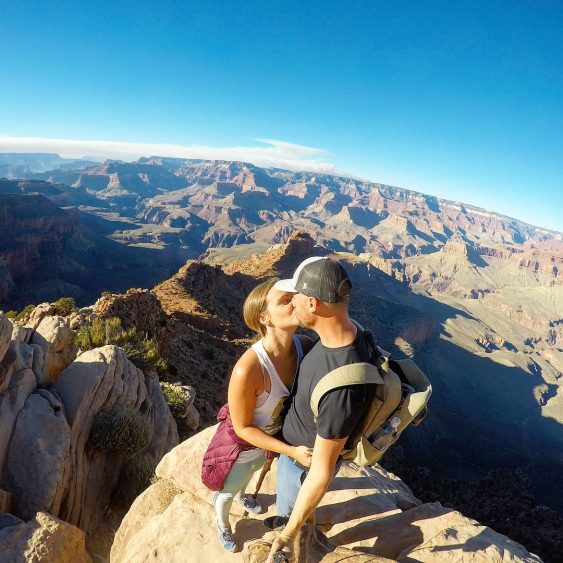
[295,310,313,329]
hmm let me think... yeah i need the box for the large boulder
[0,313,11,361]
[23,302,56,330]
[51,345,178,532]
[30,315,77,383]
[0,310,179,561]
[1,390,71,519]
[111,427,541,562]
[0,511,91,563]
[0,340,37,475]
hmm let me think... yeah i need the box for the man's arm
[266,434,346,562]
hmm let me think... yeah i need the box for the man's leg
[275,454,307,517]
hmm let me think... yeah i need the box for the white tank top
[236,336,304,464]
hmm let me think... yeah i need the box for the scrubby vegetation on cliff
[88,407,151,455]
[74,317,168,376]
[161,383,189,420]
[13,303,36,322]
[111,453,157,508]
[51,296,78,316]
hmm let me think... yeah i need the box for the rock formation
[0,306,179,560]
[5,157,561,309]
[0,512,91,563]
[92,288,167,339]
[0,191,184,310]
[110,426,541,562]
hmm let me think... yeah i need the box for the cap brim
[273,278,297,292]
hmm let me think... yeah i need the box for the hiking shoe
[216,521,237,552]
[263,515,289,531]
[212,493,236,552]
[237,494,262,514]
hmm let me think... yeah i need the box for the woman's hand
[292,445,313,468]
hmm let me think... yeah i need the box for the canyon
[0,154,562,560]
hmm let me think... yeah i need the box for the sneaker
[216,521,236,552]
[237,494,262,514]
[263,515,289,531]
[212,493,236,552]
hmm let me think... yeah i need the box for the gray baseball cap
[274,257,352,303]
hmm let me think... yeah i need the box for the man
[266,256,377,562]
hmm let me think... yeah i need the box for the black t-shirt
[281,327,376,450]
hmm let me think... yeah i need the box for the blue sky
[1,1,562,231]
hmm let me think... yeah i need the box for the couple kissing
[202,257,377,562]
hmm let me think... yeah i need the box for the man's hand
[266,534,295,563]
[292,445,313,468]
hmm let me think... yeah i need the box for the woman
[205,278,313,552]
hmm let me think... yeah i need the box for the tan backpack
[310,322,432,466]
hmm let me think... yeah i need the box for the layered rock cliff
[0,192,184,309]
[0,194,78,304]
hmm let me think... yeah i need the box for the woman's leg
[214,454,265,529]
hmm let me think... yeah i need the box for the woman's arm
[228,349,311,466]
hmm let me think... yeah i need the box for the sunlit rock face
[110,426,541,563]
[0,307,179,560]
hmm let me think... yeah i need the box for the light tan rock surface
[30,315,77,383]
[24,302,56,330]
[0,314,11,360]
[0,340,37,474]
[111,427,541,563]
[0,511,91,563]
[0,309,179,560]
[1,390,71,519]
[51,345,178,531]
[401,524,542,562]
[244,525,394,562]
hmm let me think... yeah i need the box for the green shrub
[122,337,168,377]
[14,304,35,322]
[111,452,156,508]
[88,407,150,455]
[74,317,168,376]
[161,383,188,419]
[52,297,78,316]
[4,310,17,319]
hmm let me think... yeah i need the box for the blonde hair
[243,278,279,337]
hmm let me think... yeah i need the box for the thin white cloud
[0,135,345,175]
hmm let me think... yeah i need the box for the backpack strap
[310,362,383,421]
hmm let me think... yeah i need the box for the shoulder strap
[293,335,304,364]
[310,362,383,420]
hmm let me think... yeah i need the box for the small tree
[161,383,189,419]
[14,304,36,322]
[52,297,78,317]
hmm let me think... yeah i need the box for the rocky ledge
[111,426,541,562]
